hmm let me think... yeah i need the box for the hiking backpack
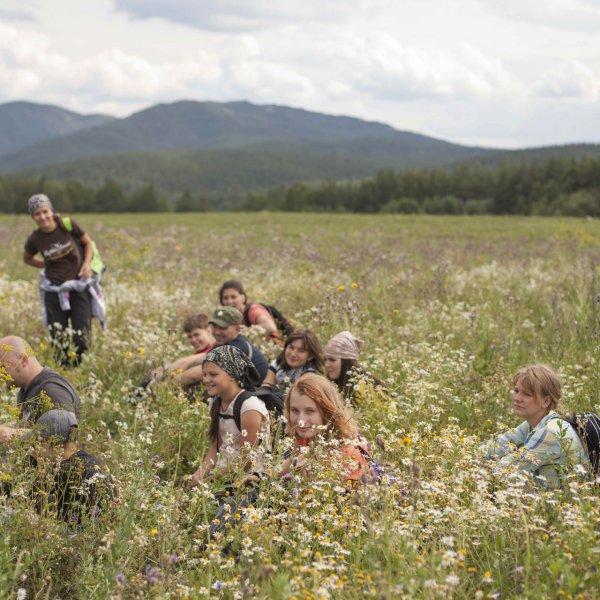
[59,216,106,280]
[218,384,286,439]
[563,412,600,476]
[243,303,294,337]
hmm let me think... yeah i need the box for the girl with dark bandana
[189,345,270,486]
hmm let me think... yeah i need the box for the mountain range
[1,100,599,200]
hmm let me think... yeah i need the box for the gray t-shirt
[17,367,81,424]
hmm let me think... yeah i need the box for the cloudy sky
[1,0,599,148]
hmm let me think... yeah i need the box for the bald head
[0,336,42,389]
[0,336,30,359]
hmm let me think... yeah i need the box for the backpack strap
[244,339,253,362]
[218,391,260,440]
[62,216,74,232]
[215,395,237,452]
[232,390,252,432]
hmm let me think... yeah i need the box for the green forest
[2,154,600,215]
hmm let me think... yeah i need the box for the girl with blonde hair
[483,364,589,487]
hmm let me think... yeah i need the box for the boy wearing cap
[33,409,115,524]
[209,307,270,382]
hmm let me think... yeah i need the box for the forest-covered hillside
[2,153,600,215]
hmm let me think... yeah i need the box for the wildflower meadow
[0,213,599,599]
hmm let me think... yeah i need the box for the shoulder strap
[217,392,255,433]
[62,216,74,232]
[242,305,252,326]
[232,391,251,432]
[245,339,253,361]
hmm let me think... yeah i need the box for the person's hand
[293,454,307,470]
[78,262,92,279]
[239,474,261,486]
[0,425,17,443]
[186,471,203,490]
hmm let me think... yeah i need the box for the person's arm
[481,421,529,460]
[263,370,276,385]
[248,304,278,337]
[0,425,31,443]
[278,456,294,478]
[179,364,205,386]
[497,428,563,476]
[340,446,368,481]
[190,441,218,484]
[167,353,204,374]
[78,233,94,279]
[23,250,44,269]
[254,313,278,336]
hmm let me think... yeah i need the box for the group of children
[11,194,598,538]
[156,283,595,508]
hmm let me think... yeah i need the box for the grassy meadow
[0,213,599,599]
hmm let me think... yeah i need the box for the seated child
[323,331,386,408]
[144,314,216,392]
[32,409,115,524]
[279,373,369,482]
[263,329,324,394]
[481,364,590,487]
[219,280,280,338]
[190,345,270,485]
[188,345,271,540]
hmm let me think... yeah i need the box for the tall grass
[0,213,599,598]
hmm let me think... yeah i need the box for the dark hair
[276,329,324,372]
[219,280,247,306]
[332,359,383,404]
[208,399,221,444]
[183,314,209,333]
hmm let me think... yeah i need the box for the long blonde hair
[285,373,358,440]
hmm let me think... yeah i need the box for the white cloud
[534,60,600,100]
[319,31,513,101]
[476,0,600,32]
[0,23,223,111]
[226,60,314,101]
[1,0,600,146]
[114,0,365,32]
[0,0,37,21]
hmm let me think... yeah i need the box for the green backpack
[62,216,105,279]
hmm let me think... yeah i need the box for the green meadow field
[0,213,599,599]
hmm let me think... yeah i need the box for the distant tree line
[1,155,600,215]
[241,156,600,216]
[0,176,214,213]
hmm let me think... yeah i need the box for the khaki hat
[209,306,243,328]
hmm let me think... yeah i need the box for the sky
[1,0,599,149]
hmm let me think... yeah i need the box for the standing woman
[23,194,98,367]
[323,331,385,407]
[219,280,279,338]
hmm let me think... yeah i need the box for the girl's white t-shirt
[209,391,271,472]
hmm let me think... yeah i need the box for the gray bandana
[204,345,261,390]
[28,193,53,214]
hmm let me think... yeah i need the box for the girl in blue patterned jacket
[482,364,589,487]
